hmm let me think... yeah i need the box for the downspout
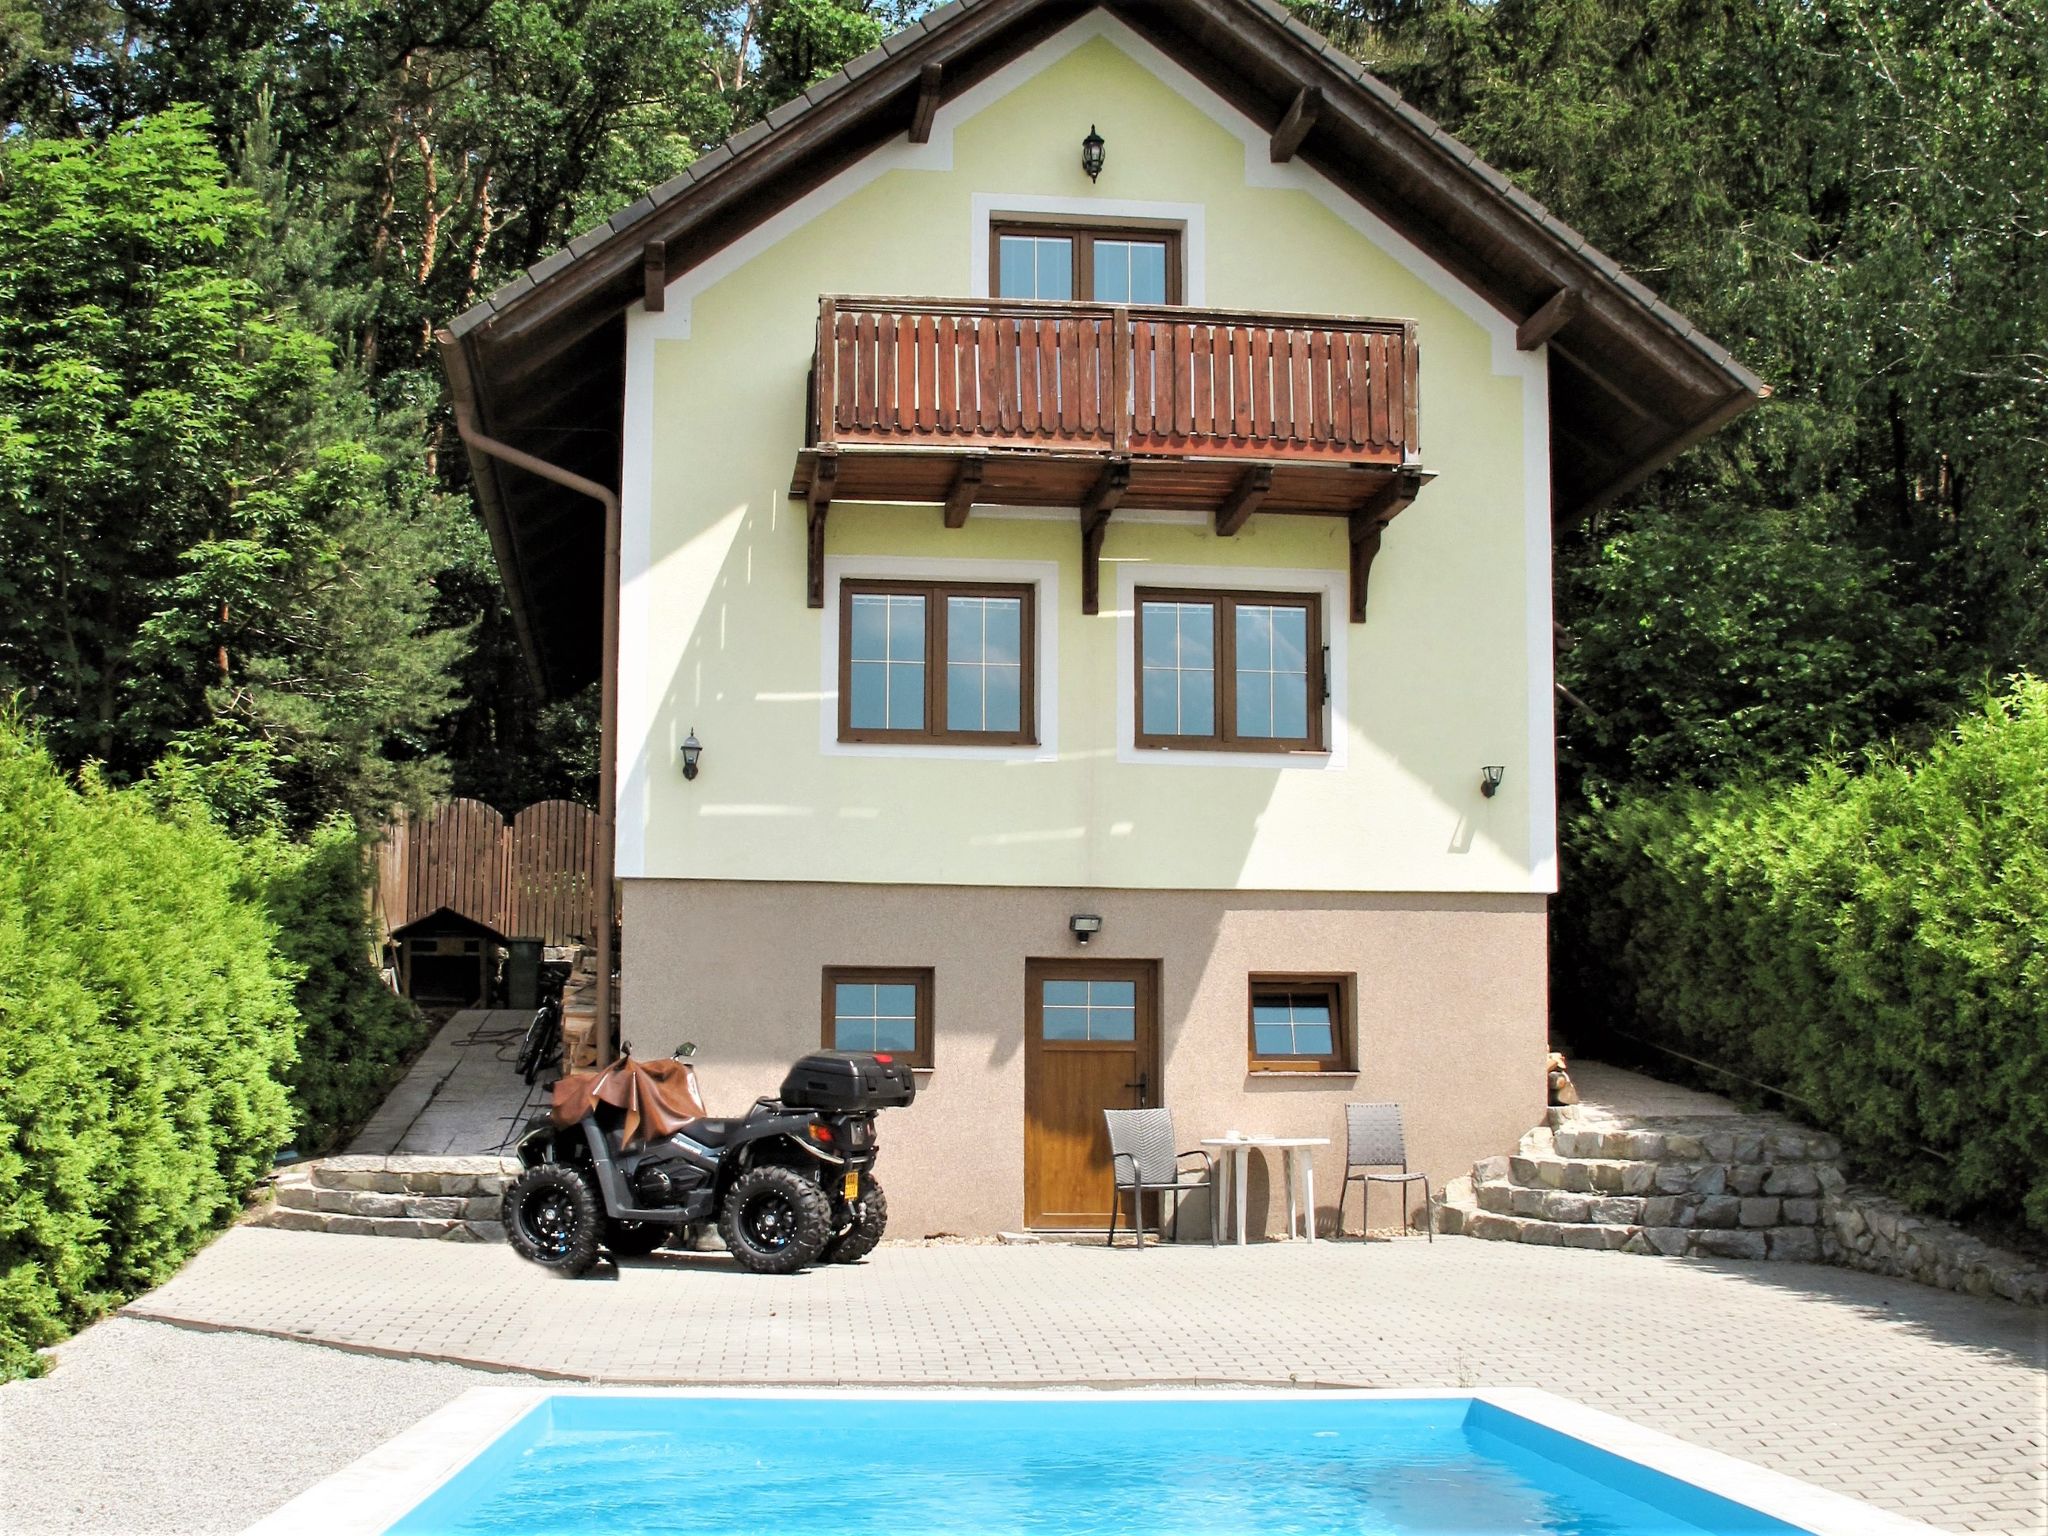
[439,333,620,1064]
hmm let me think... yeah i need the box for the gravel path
[0,1316,527,1534]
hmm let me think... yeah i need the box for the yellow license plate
[843,1172,860,1201]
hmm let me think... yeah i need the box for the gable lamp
[1081,125,1106,182]
[1480,765,1505,798]
[681,728,703,781]
[1069,913,1103,945]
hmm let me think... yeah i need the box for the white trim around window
[1114,561,1350,771]
[821,554,1061,762]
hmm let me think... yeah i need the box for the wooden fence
[375,797,600,945]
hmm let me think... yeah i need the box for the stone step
[263,1206,504,1243]
[256,1155,520,1244]
[1475,1151,1836,1201]
[1549,1123,1840,1164]
[1434,1186,1822,1261]
[1472,1176,1822,1229]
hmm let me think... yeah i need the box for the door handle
[1124,1071,1148,1106]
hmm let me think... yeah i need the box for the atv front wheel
[820,1175,888,1264]
[604,1218,669,1257]
[719,1165,831,1274]
[503,1164,602,1276]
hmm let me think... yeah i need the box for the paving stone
[118,1226,2047,1536]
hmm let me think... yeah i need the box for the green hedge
[1571,678,2048,1234]
[0,723,298,1379]
[262,818,426,1155]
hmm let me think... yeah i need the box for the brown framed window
[1135,587,1325,752]
[1248,974,1353,1073]
[992,222,1182,305]
[838,579,1035,745]
[823,967,934,1068]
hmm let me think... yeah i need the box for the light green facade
[617,15,1555,895]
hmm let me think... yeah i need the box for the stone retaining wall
[1821,1186,2046,1306]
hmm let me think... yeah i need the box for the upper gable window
[992,223,1181,305]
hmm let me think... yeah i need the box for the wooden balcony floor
[790,444,1406,518]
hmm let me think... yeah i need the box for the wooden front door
[1024,959,1159,1228]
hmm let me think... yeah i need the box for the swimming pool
[250,1389,1942,1536]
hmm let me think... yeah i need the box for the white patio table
[1200,1135,1330,1246]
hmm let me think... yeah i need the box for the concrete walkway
[121,1227,2046,1534]
[347,1008,545,1156]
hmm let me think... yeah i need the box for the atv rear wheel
[503,1164,602,1276]
[719,1165,831,1274]
[820,1174,887,1264]
[604,1218,669,1257]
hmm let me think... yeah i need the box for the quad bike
[502,1044,915,1276]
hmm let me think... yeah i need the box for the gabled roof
[440,0,1763,696]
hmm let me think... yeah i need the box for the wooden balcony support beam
[942,453,984,528]
[643,240,667,313]
[909,63,943,144]
[1079,458,1131,616]
[1347,468,1424,622]
[1270,86,1322,163]
[1516,286,1580,351]
[1214,464,1273,537]
[805,452,837,608]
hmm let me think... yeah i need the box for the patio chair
[1340,1102,1431,1242]
[1103,1108,1215,1249]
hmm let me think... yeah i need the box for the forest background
[0,0,2043,1330]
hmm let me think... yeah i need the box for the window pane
[944,596,1026,735]
[984,598,1022,666]
[1140,601,1215,737]
[998,235,1072,300]
[1237,671,1272,739]
[1141,670,1178,735]
[886,662,924,730]
[1089,1007,1135,1042]
[1044,980,1087,1007]
[1291,1022,1335,1057]
[872,1016,917,1053]
[849,594,889,661]
[836,983,876,1019]
[1090,980,1135,1007]
[849,661,887,729]
[985,664,1021,733]
[888,594,925,657]
[1254,1022,1295,1056]
[997,236,1035,299]
[1093,241,1130,303]
[947,664,984,731]
[1042,1006,1087,1040]
[1235,603,1310,742]
[874,984,918,1019]
[1130,242,1168,304]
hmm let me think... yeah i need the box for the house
[437,0,1760,1238]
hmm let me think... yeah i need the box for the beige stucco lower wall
[623,879,1548,1239]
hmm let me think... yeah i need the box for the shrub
[1571,678,2048,1234]
[0,720,298,1379]
[263,818,427,1154]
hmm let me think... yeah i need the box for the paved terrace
[113,1227,2046,1535]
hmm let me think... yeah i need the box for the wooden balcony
[791,296,1430,620]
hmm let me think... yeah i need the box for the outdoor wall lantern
[1069,913,1103,944]
[681,728,703,781]
[1480,765,1506,798]
[1081,125,1106,182]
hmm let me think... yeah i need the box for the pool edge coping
[242,1385,1949,1536]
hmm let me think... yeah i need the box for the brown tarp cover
[551,1056,707,1150]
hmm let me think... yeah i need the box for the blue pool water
[387,1396,1812,1535]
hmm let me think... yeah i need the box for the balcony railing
[812,296,1418,465]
